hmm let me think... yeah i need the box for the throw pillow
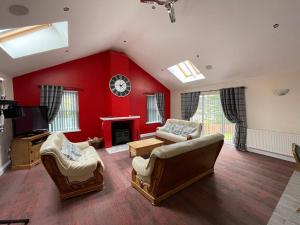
[62,139,82,161]
[171,124,185,135]
[181,126,196,137]
[163,123,174,133]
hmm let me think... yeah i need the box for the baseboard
[140,132,156,138]
[0,160,11,176]
[247,147,295,162]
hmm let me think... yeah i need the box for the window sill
[146,121,162,125]
[50,129,81,134]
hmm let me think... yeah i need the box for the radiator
[247,129,300,156]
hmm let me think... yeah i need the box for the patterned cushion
[163,123,175,133]
[181,126,196,137]
[171,124,185,135]
[62,139,82,161]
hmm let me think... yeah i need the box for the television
[13,106,49,137]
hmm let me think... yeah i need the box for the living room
[0,1,299,225]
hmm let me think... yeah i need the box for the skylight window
[0,21,68,59]
[168,60,205,83]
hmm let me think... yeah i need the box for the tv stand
[11,132,50,170]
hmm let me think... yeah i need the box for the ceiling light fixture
[273,24,279,29]
[9,5,29,16]
[140,0,179,23]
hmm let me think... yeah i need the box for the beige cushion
[156,130,187,142]
[41,132,104,182]
[132,133,224,184]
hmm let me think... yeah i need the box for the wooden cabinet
[11,132,49,170]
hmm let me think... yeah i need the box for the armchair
[40,132,104,200]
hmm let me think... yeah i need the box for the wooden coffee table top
[128,138,164,149]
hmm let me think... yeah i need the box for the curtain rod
[180,86,247,95]
[37,85,82,91]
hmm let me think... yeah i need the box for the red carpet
[0,144,294,225]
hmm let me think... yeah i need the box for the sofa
[40,132,104,200]
[131,133,224,205]
[292,143,300,171]
[155,119,202,144]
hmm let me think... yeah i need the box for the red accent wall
[13,51,170,142]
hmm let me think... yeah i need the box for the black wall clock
[109,74,131,97]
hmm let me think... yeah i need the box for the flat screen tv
[13,106,49,137]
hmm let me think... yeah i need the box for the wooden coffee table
[128,138,164,158]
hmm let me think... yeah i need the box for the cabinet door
[31,143,42,163]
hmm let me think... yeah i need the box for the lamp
[273,89,290,96]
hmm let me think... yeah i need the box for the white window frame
[49,90,80,133]
[146,95,162,124]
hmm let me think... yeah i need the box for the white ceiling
[1,0,300,90]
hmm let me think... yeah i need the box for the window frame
[146,95,162,124]
[49,90,80,133]
[190,91,235,144]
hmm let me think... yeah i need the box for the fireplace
[112,121,132,146]
[100,116,140,148]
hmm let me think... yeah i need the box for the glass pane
[49,90,79,132]
[147,95,162,123]
[191,92,234,144]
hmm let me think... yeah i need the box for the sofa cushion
[171,124,184,135]
[181,126,196,137]
[156,130,187,142]
[62,139,82,161]
[163,122,175,133]
[153,134,224,159]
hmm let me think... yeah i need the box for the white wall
[0,73,14,172]
[172,73,300,135]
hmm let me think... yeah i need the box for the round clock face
[109,74,131,97]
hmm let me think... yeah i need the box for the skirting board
[140,132,156,138]
[0,160,11,176]
[248,147,295,162]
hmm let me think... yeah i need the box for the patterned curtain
[155,93,165,124]
[220,87,247,151]
[181,92,201,120]
[40,85,64,123]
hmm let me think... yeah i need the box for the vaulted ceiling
[1,0,300,90]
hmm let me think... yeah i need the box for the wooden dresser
[11,132,50,170]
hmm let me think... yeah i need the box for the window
[168,60,205,83]
[191,92,235,143]
[0,21,68,59]
[49,91,79,132]
[146,95,162,124]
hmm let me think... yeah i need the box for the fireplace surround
[100,116,140,148]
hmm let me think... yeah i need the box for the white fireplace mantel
[99,116,141,121]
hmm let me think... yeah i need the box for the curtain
[220,87,247,151]
[155,93,165,124]
[40,85,64,123]
[181,92,201,120]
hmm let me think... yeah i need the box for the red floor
[0,144,295,225]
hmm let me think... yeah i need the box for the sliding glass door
[191,92,235,143]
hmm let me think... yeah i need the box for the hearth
[112,121,132,146]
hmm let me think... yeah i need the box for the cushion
[171,124,184,135]
[62,139,82,161]
[163,123,175,133]
[181,126,196,137]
